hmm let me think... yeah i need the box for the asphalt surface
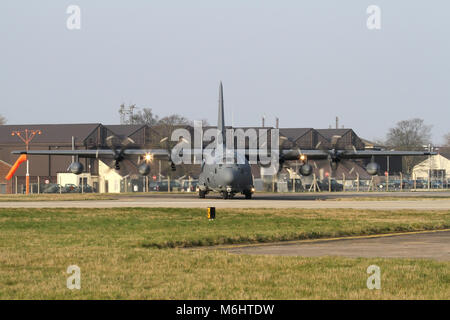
[1,191,450,209]
[223,230,450,261]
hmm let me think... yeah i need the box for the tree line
[119,104,209,127]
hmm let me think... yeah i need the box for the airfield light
[10,129,43,195]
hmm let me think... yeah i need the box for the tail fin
[217,81,225,144]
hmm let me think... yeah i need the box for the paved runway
[223,230,450,261]
[1,192,450,209]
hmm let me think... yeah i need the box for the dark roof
[104,125,146,137]
[0,124,101,144]
[315,129,352,140]
[439,147,450,160]
[279,128,314,141]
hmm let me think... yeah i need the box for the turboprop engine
[299,163,313,176]
[69,162,84,175]
[365,162,379,175]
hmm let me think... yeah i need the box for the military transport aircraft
[12,82,435,199]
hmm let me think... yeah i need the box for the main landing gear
[243,190,252,199]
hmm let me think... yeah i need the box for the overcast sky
[1,1,449,144]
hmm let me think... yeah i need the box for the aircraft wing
[12,149,171,159]
[12,149,115,158]
[331,150,436,159]
[280,149,436,161]
[280,149,329,160]
[123,149,170,159]
[13,148,435,162]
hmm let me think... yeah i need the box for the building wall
[412,155,450,179]
[98,161,122,193]
[0,160,13,194]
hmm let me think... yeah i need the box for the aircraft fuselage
[198,150,254,199]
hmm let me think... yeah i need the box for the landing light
[145,153,153,162]
[300,154,306,161]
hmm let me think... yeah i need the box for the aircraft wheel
[222,192,228,199]
[199,190,206,198]
[244,191,252,199]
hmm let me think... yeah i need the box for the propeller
[102,134,149,176]
[160,136,177,171]
[316,135,349,177]
[105,135,135,170]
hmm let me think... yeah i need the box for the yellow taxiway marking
[210,228,450,250]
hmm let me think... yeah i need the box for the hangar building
[0,123,402,194]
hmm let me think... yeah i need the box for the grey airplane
[197,82,254,199]
[12,82,436,200]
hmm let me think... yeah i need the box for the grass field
[0,207,449,299]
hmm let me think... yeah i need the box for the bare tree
[444,132,450,147]
[0,114,6,125]
[440,133,450,157]
[131,108,159,126]
[158,114,191,126]
[385,118,432,150]
[385,118,432,173]
[156,114,192,143]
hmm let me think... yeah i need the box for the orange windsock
[5,154,27,180]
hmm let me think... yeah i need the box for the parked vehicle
[64,184,79,193]
[414,180,427,189]
[41,183,63,193]
[320,179,344,192]
[181,180,199,192]
[401,180,414,189]
[431,181,444,189]
[78,184,94,193]
[148,181,181,191]
[287,179,303,191]
[149,181,160,191]
[377,182,396,190]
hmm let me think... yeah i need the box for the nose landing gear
[222,192,234,199]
